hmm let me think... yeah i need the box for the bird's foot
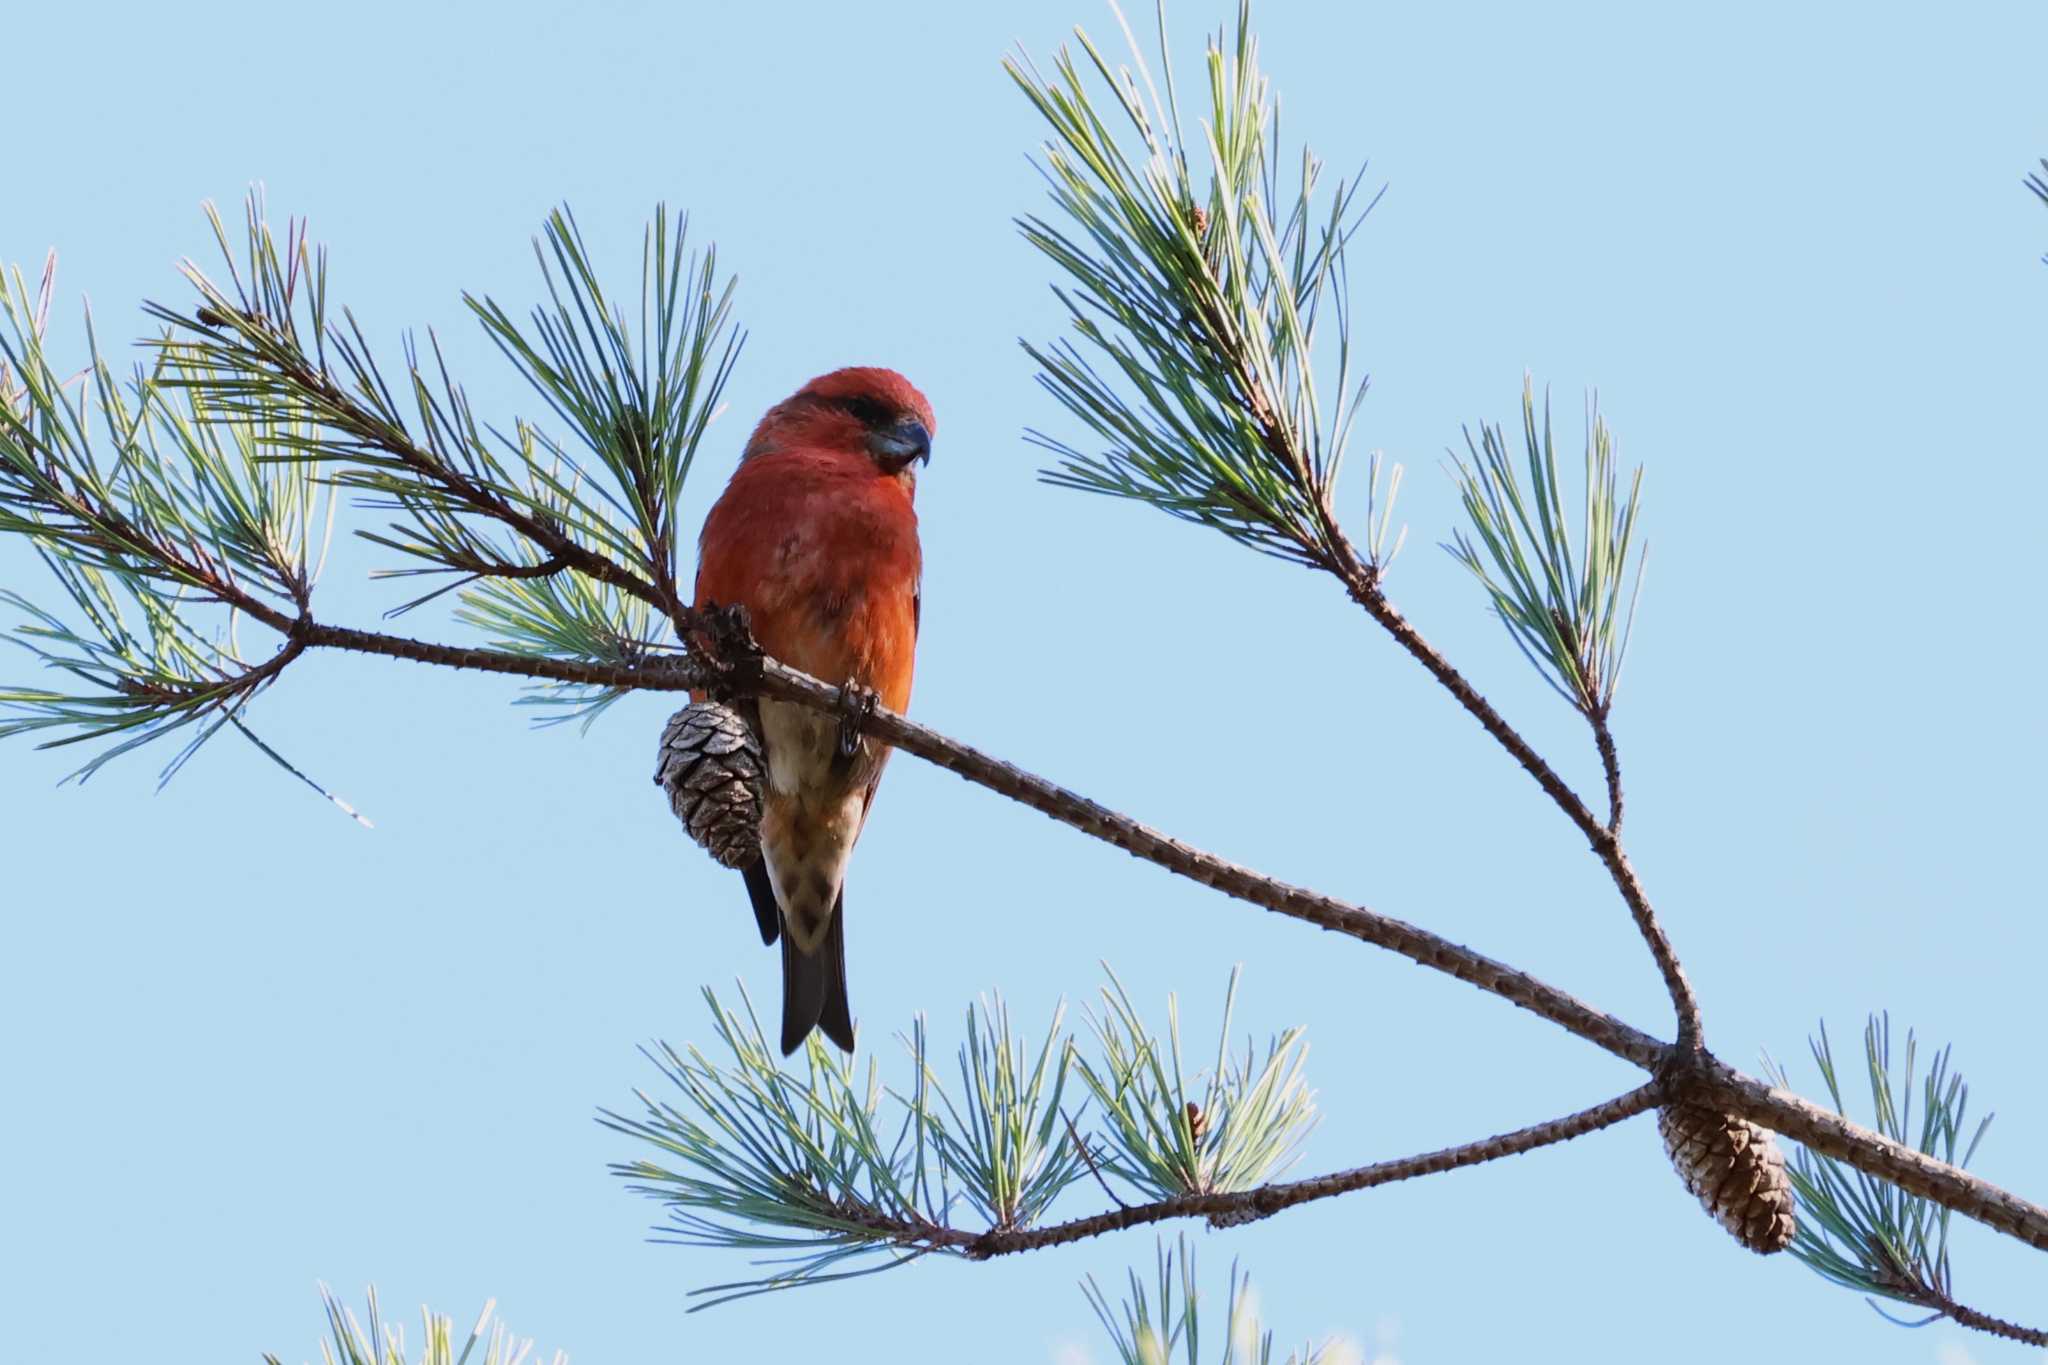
[835,682,879,760]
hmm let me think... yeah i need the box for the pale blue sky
[4,2,2046,1362]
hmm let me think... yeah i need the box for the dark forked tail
[779,895,854,1055]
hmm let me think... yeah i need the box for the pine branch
[998,7,2048,1303]
[611,974,1643,1301]
[1008,6,1694,1050]
[164,292,669,612]
[1761,1017,2044,1344]
[753,651,2048,1256]
[1008,2,1383,570]
[939,1082,1661,1258]
[144,193,741,649]
[83,583,2043,1265]
[465,204,741,625]
[1689,1058,2048,1252]
[2,210,719,766]
[1073,966,1317,1203]
[677,630,2048,1262]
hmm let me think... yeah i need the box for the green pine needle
[1763,1015,1994,1326]
[0,252,334,779]
[145,190,738,696]
[1083,1235,1343,1365]
[467,204,740,574]
[262,1286,558,1365]
[600,984,953,1309]
[3,190,743,767]
[604,969,1315,1307]
[1010,1,1381,569]
[909,993,1090,1231]
[1447,376,1646,718]
[1074,965,1317,1202]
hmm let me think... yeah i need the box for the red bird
[693,367,932,1055]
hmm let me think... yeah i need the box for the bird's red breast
[693,444,919,712]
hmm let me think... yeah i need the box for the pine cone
[654,701,764,868]
[1205,1205,1262,1229]
[1658,1100,1797,1254]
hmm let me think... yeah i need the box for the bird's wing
[855,573,913,840]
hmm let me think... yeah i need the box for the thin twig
[1326,540,1701,1051]
[138,631,307,709]
[296,618,698,691]
[180,576,703,692]
[1929,1297,2048,1348]
[900,1083,1662,1257]
[1864,1250,2048,1346]
[1593,707,1624,834]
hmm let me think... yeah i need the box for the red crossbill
[693,367,932,1054]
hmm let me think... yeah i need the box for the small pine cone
[654,701,764,868]
[1205,1205,1260,1229]
[1658,1100,1797,1254]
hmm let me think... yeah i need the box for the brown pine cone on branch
[654,701,765,869]
[1658,1099,1797,1254]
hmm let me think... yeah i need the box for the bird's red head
[743,367,936,474]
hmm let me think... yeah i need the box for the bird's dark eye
[835,395,892,428]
